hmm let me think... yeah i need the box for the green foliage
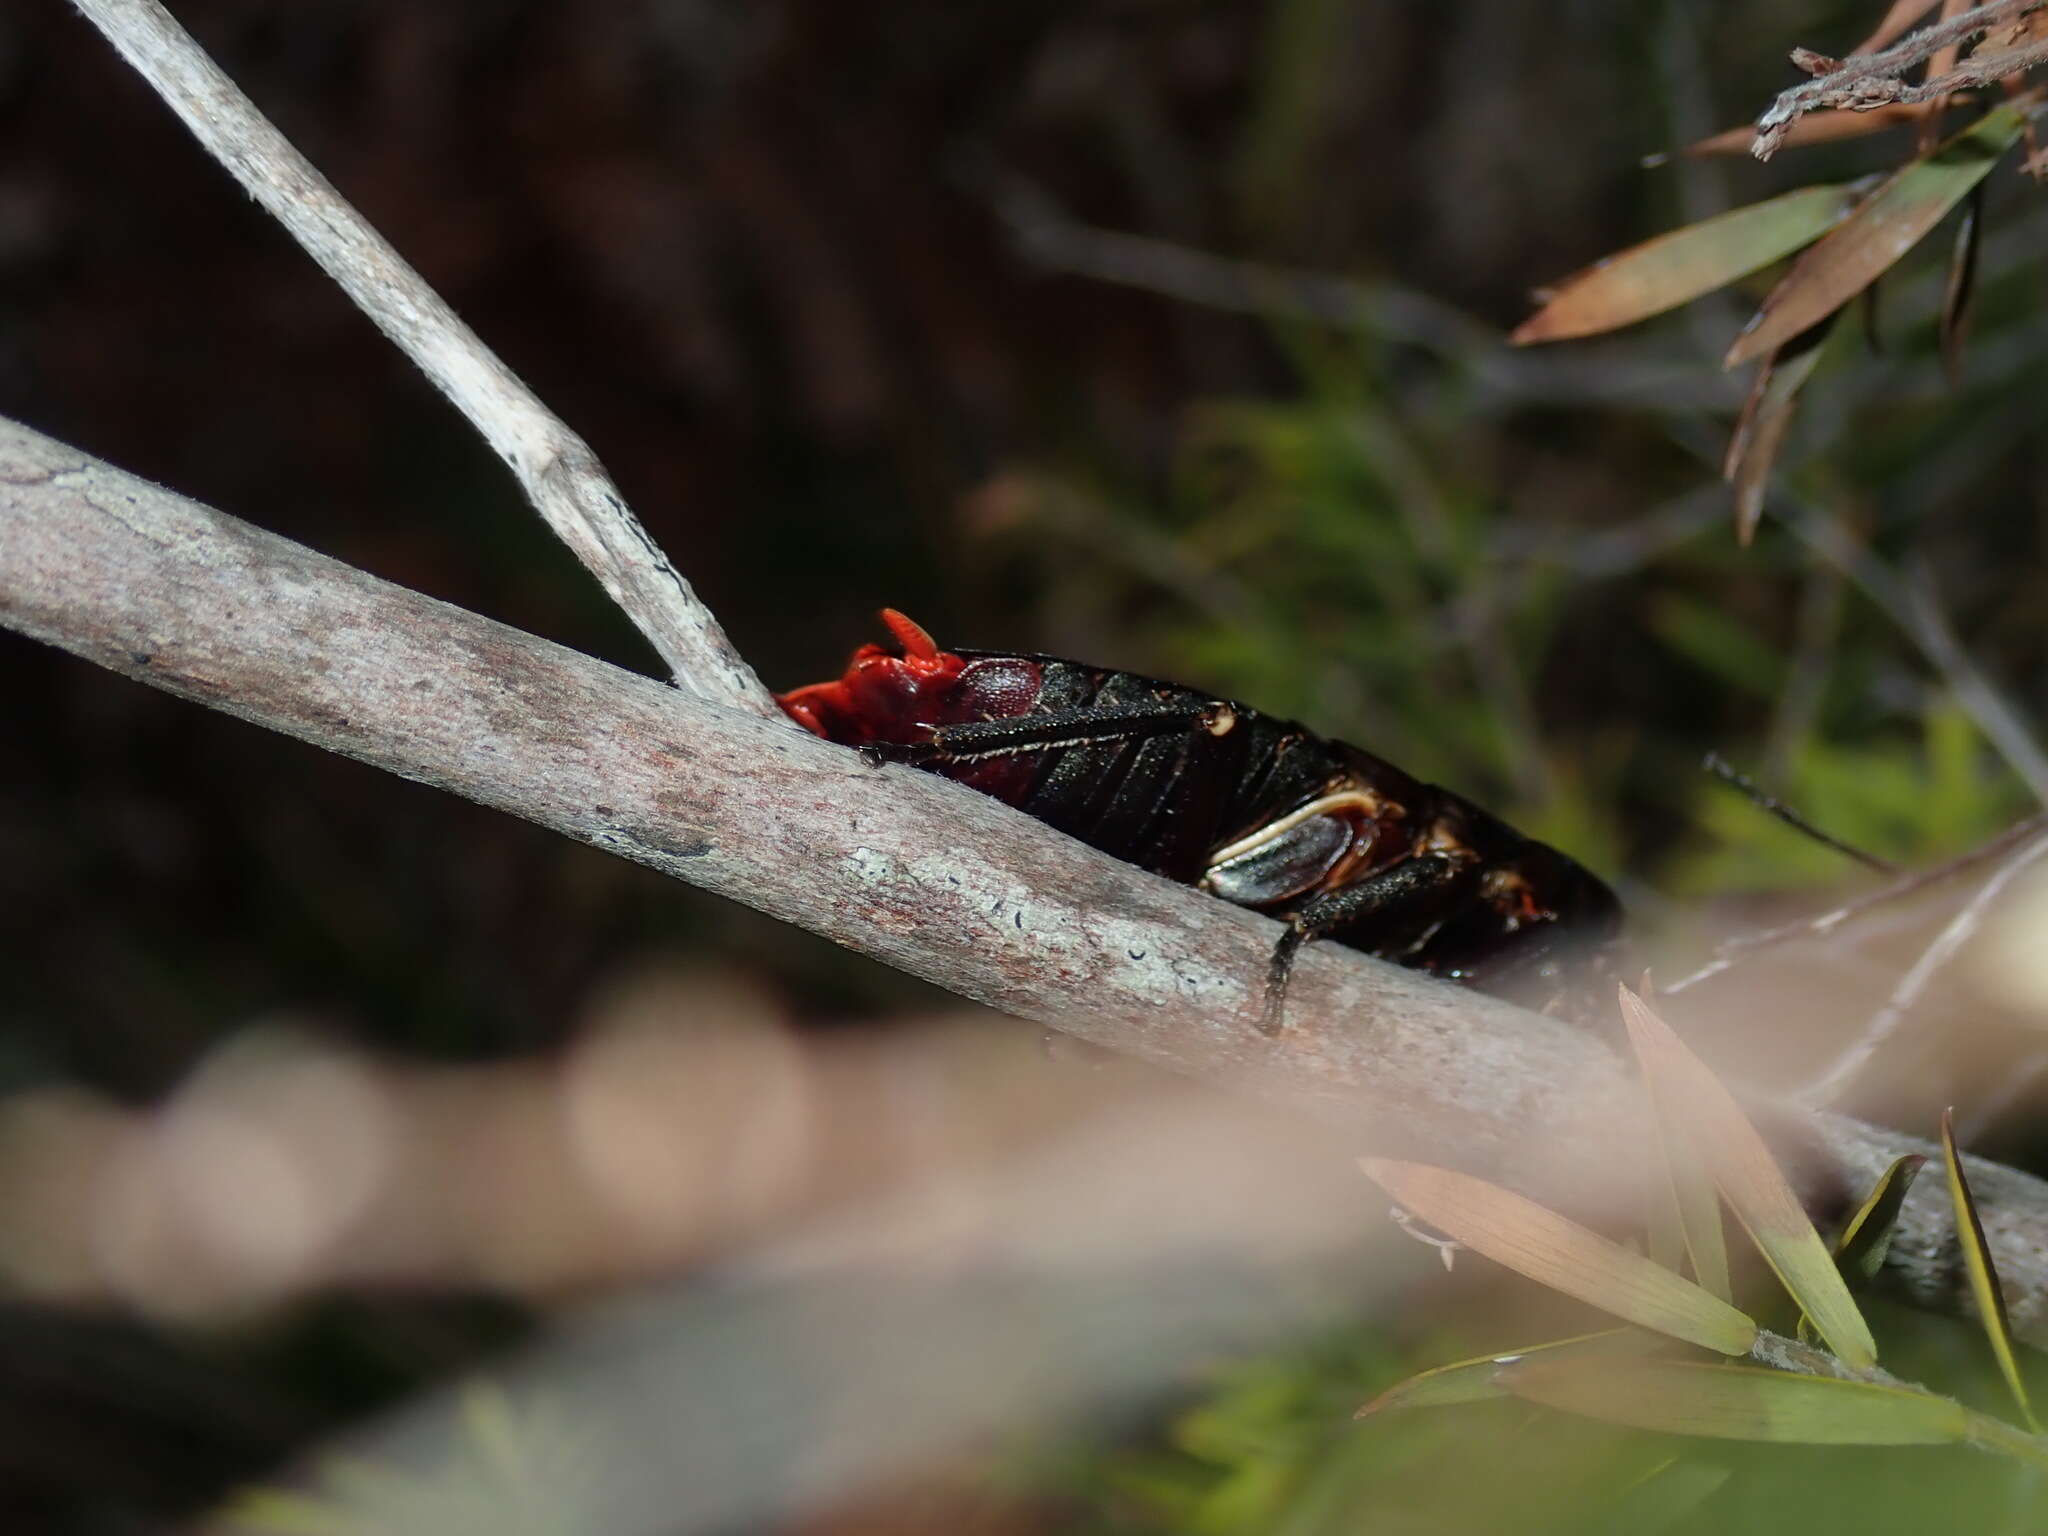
[221,1384,603,1536]
[995,345,2033,914]
[1057,1317,2048,1536]
[1048,1037,2048,1536]
[1049,1328,1695,1536]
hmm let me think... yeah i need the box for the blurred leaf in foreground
[1617,987,1877,1368]
[1499,1356,1969,1446]
[1359,1158,1757,1355]
[1357,1327,1642,1416]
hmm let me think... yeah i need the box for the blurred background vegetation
[6,0,2048,1530]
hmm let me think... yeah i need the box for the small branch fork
[1754,0,2048,159]
[67,0,780,715]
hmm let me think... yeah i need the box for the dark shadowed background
[6,2,2048,1531]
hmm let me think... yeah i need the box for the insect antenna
[1701,751,1897,874]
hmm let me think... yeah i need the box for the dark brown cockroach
[780,611,1623,1032]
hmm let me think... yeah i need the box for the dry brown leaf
[1727,105,2028,367]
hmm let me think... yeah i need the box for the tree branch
[67,0,777,713]
[4,412,2047,1341]
[1754,0,2048,159]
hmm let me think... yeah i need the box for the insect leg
[861,699,1236,766]
[1261,853,1472,1035]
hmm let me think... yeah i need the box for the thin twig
[1801,828,2048,1105]
[1750,1328,2048,1472]
[1754,0,2048,158]
[1749,1327,1910,1385]
[67,0,779,714]
[1661,811,2048,994]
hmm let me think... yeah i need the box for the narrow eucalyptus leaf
[1513,185,1858,343]
[1357,1328,1643,1416]
[1361,1158,1757,1355]
[1942,1109,2038,1431]
[1500,1357,1969,1446]
[1617,987,1876,1367]
[1836,1154,1926,1287]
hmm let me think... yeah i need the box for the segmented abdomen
[943,652,1620,996]
[945,653,1356,882]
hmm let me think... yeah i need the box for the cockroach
[780,610,1623,1033]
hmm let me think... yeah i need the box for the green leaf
[1512,184,1860,344]
[1636,1010,1734,1301]
[1835,1153,1926,1287]
[1360,1158,1758,1355]
[1664,1133,1733,1302]
[1498,1356,1971,1445]
[1727,106,2030,366]
[1941,1108,2039,1431]
[1617,987,1878,1368]
[1801,1153,1924,1346]
[1643,1169,1688,1275]
[1357,1328,1643,1416]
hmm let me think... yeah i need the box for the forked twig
[68,0,779,714]
[1754,0,2048,159]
